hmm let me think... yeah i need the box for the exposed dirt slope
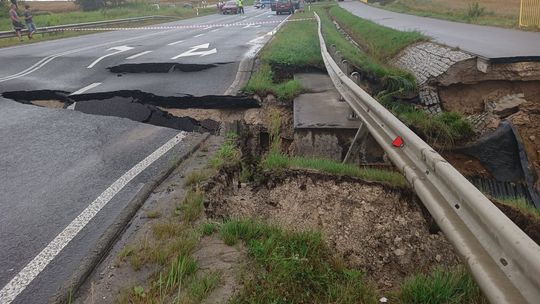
[205,169,459,289]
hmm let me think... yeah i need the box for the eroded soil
[205,169,459,289]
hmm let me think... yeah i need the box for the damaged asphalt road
[0,7,286,304]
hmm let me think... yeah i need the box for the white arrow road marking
[171,43,217,59]
[167,40,184,46]
[126,51,153,60]
[70,82,102,95]
[0,132,187,304]
[87,45,134,69]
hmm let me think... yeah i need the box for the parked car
[270,0,277,11]
[221,0,239,14]
[254,0,263,8]
[292,0,300,9]
[275,0,294,14]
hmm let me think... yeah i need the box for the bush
[76,0,105,11]
[467,3,485,19]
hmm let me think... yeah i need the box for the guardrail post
[341,59,349,76]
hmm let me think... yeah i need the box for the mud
[493,201,540,245]
[204,169,459,289]
[439,80,540,115]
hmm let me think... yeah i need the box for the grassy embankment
[243,11,324,101]
[369,0,523,29]
[316,5,473,146]
[0,3,216,48]
[115,131,486,303]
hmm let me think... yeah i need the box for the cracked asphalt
[0,7,287,304]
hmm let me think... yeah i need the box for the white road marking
[171,43,217,59]
[126,50,153,60]
[87,45,134,68]
[0,29,182,83]
[194,33,205,37]
[70,82,102,95]
[209,28,219,33]
[167,40,185,46]
[0,132,187,304]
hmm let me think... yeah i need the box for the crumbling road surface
[0,7,286,304]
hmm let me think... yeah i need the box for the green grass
[377,1,519,29]
[219,219,379,304]
[210,133,242,169]
[315,5,473,146]
[394,266,487,304]
[243,12,322,101]
[184,169,213,187]
[262,151,408,187]
[177,189,205,223]
[0,3,215,31]
[243,64,304,102]
[315,5,417,93]
[0,4,215,48]
[328,5,426,61]
[498,196,540,220]
[388,103,474,146]
[199,221,221,236]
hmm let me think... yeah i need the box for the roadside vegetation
[243,12,323,101]
[370,0,522,29]
[115,137,241,303]
[0,2,215,48]
[198,218,486,303]
[498,196,540,220]
[315,5,473,146]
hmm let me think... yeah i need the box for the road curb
[50,133,211,304]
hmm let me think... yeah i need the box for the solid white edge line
[0,132,187,304]
[70,82,102,95]
[126,50,153,60]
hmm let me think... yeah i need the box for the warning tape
[47,18,315,32]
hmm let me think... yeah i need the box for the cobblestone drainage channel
[3,90,261,134]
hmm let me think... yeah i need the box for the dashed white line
[209,28,219,33]
[70,82,102,95]
[126,50,153,59]
[167,40,184,46]
[0,132,187,304]
[194,33,205,38]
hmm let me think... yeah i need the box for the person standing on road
[9,4,23,42]
[24,4,36,39]
[238,0,244,15]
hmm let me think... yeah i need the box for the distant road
[339,1,540,61]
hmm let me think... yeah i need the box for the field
[23,1,80,13]
[375,0,523,28]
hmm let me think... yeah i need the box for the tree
[75,0,105,11]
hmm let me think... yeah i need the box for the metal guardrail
[0,16,175,39]
[520,0,540,28]
[315,12,540,304]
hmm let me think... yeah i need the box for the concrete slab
[294,73,338,93]
[294,90,360,129]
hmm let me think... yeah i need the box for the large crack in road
[3,90,260,134]
[107,62,233,74]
